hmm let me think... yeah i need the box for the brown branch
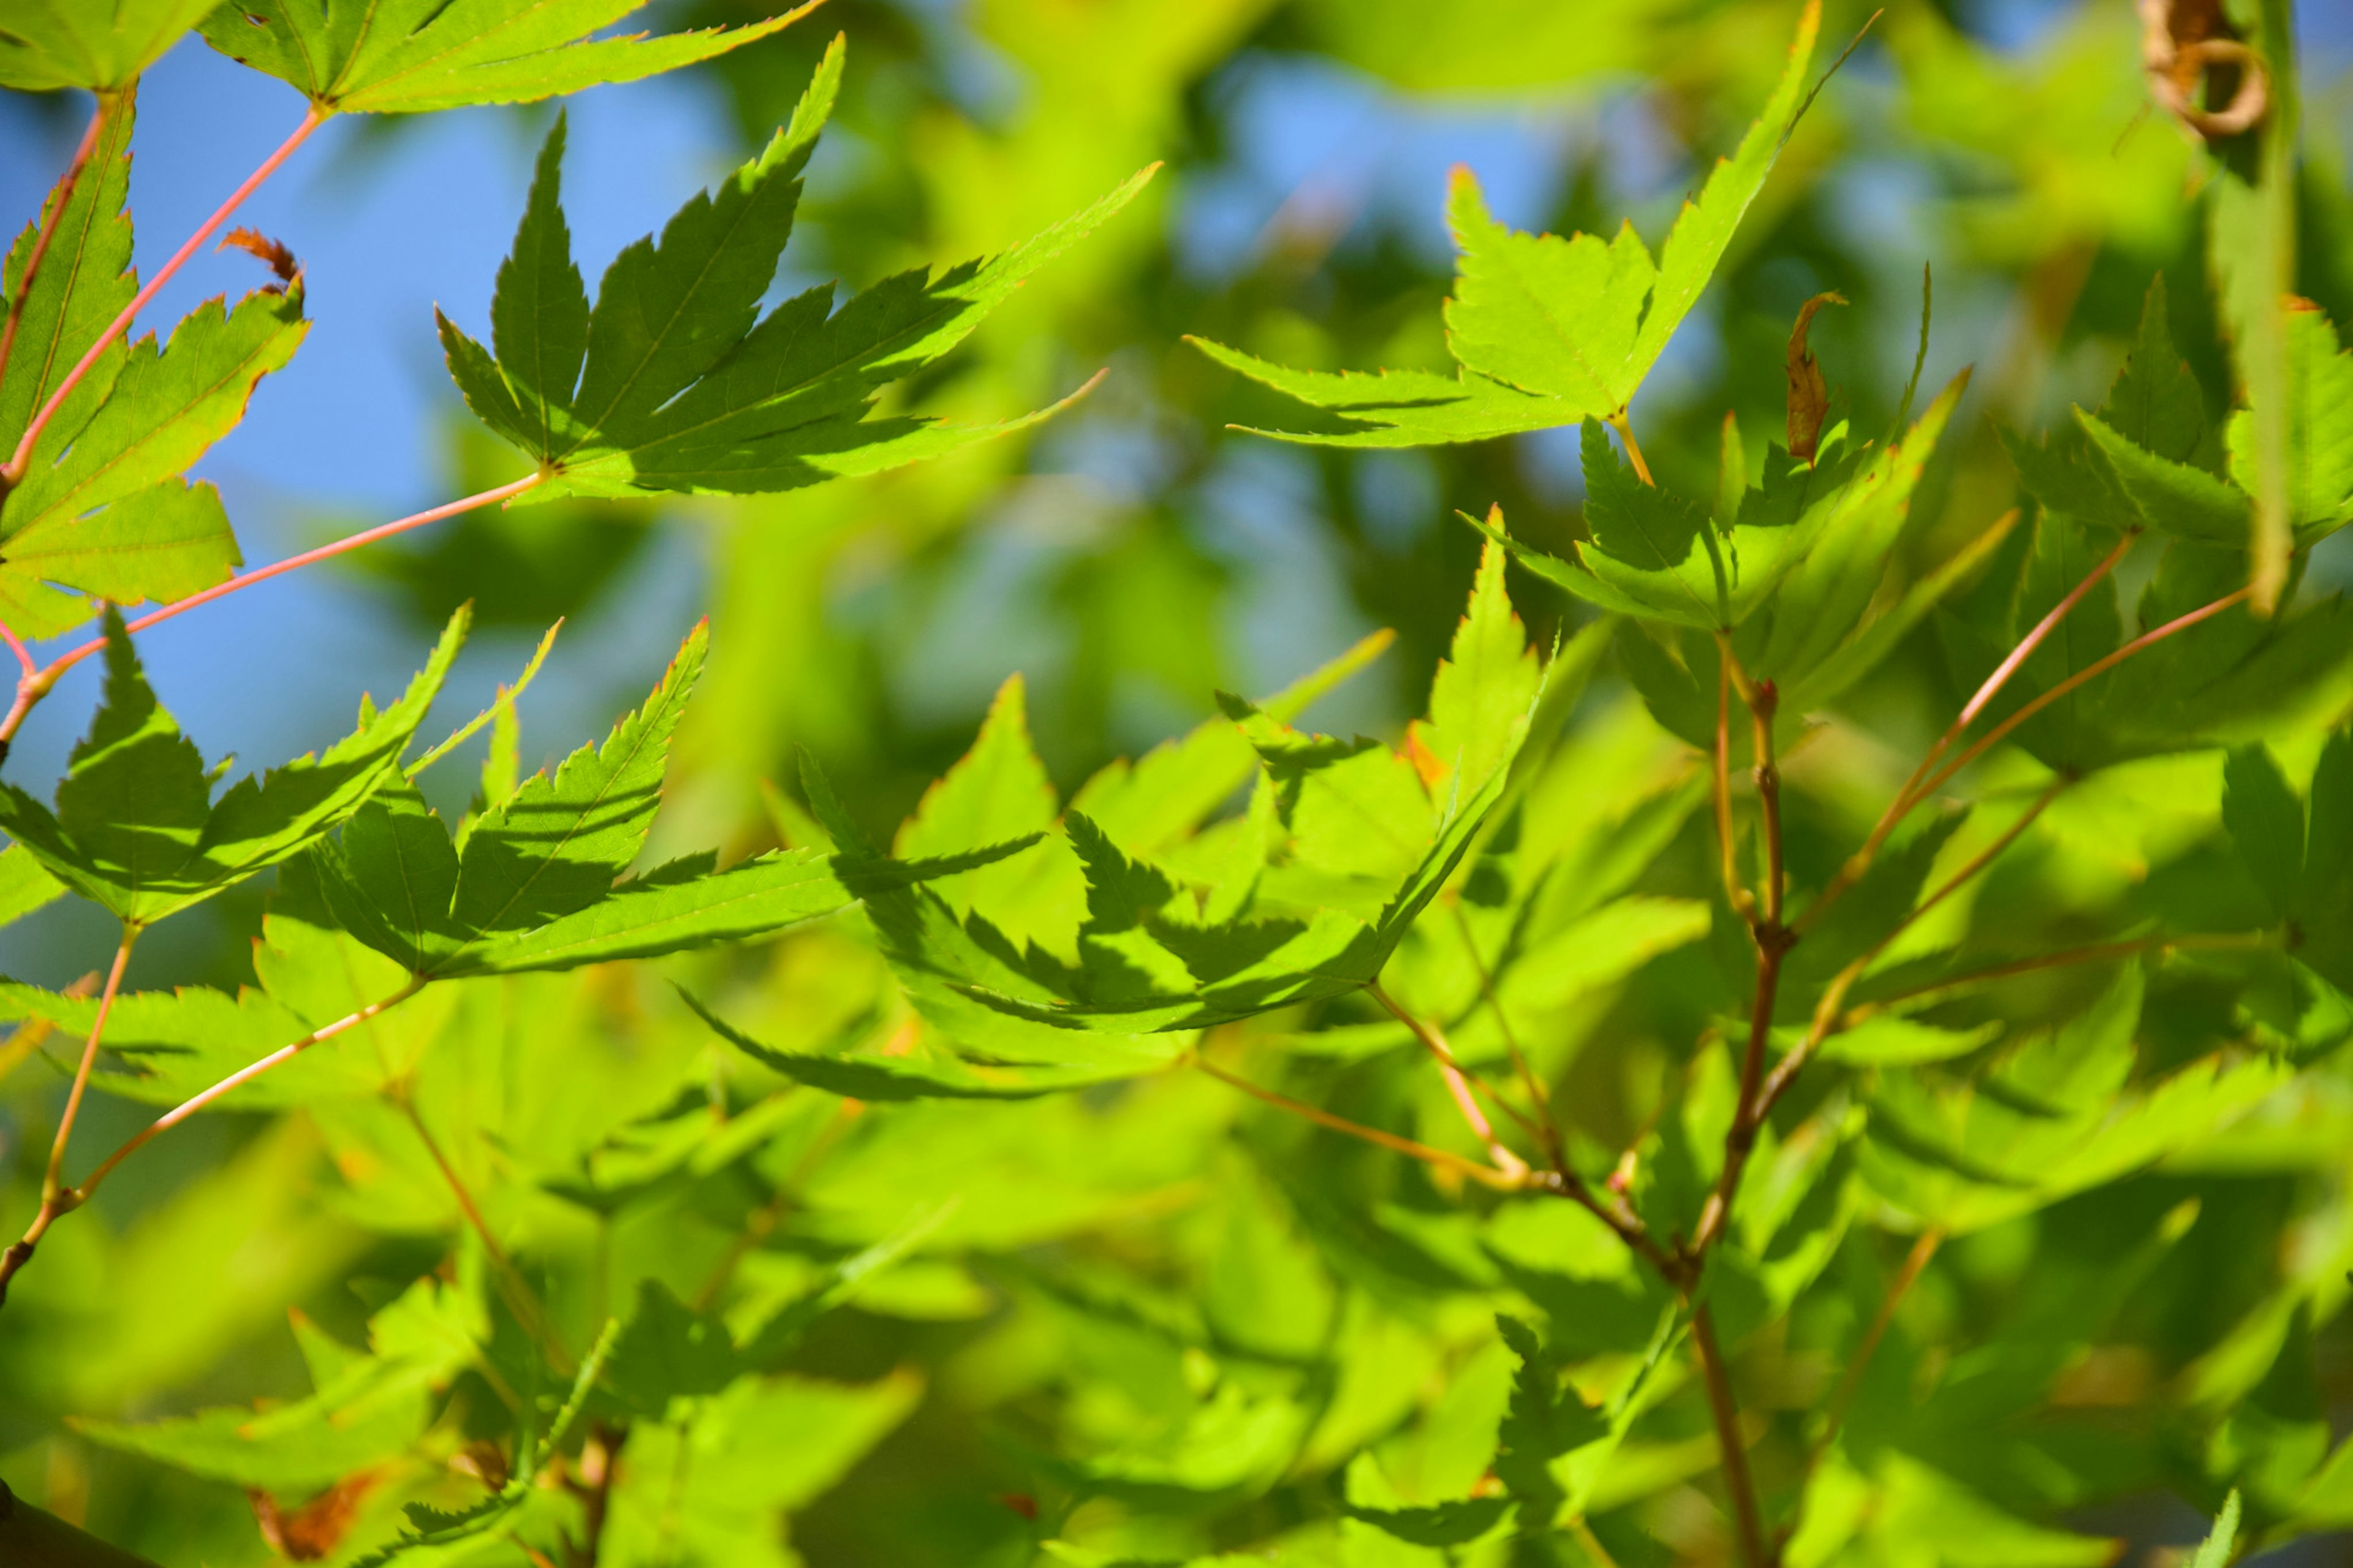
[1689,675,1789,1260]
[1692,1302,1769,1568]
[1715,642,1751,916]
[565,1423,627,1567]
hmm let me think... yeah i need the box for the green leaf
[448,621,704,940]
[1493,1314,1605,1532]
[445,42,1155,500]
[2074,409,2248,545]
[1185,1,1819,445]
[354,1316,619,1566]
[2,134,306,635]
[2224,744,2302,923]
[439,849,857,977]
[0,0,216,91]
[2229,300,2353,542]
[1413,536,1542,805]
[0,608,464,924]
[0,843,63,930]
[309,624,939,980]
[1577,419,1719,627]
[604,1279,742,1418]
[2190,1490,2241,1568]
[893,673,1061,920]
[1757,373,1971,703]
[1442,169,1652,414]
[491,110,590,461]
[72,1271,483,1490]
[2204,0,2301,607]
[857,561,1549,1040]
[2101,274,2211,465]
[0,91,135,454]
[684,986,1135,1100]
[197,0,809,115]
[1344,1493,1510,1548]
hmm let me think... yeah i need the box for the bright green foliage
[764,540,1552,1068]
[0,608,461,925]
[1477,374,1985,735]
[1184,2,1817,445]
[196,0,805,115]
[0,93,303,637]
[441,42,1156,502]
[2225,726,2353,998]
[0,93,135,452]
[309,623,865,978]
[2230,301,2353,539]
[73,1269,490,1491]
[2007,274,2353,600]
[0,0,215,91]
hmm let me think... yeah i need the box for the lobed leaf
[0,0,218,89]
[0,607,464,923]
[198,0,811,115]
[442,42,1156,501]
[1186,1,1819,446]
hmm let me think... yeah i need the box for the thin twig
[0,99,107,473]
[0,474,541,752]
[1449,901,1567,1172]
[1195,1055,1529,1190]
[3,105,328,487]
[1690,678,1789,1259]
[74,979,425,1203]
[1757,928,2272,1123]
[404,1096,574,1376]
[1809,1227,1941,1472]
[1909,588,2249,803]
[1800,531,2134,937]
[42,926,134,1203]
[1715,642,1749,915]
[1370,979,1534,1177]
[0,928,135,1303]
[1855,931,2272,1017]
[1692,1302,1768,1568]
[1751,680,1784,928]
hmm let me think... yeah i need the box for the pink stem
[3,106,328,487]
[1885,531,2132,828]
[21,472,542,702]
[44,928,136,1200]
[75,979,423,1202]
[0,619,31,683]
[1911,588,2249,802]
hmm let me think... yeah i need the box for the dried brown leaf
[1786,291,1846,464]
